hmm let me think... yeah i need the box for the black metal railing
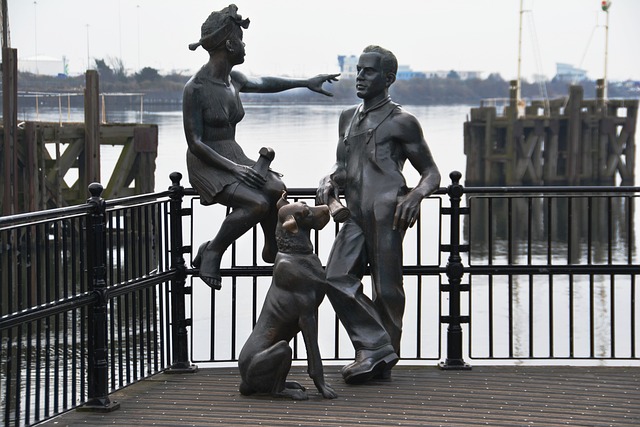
[0,173,192,426]
[1,171,639,426]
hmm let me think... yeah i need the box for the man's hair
[362,45,398,76]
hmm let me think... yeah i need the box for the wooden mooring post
[464,80,638,186]
[0,70,158,213]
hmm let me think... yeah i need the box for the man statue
[316,45,441,384]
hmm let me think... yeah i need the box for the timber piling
[1,70,158,213]
[464,79,638,186]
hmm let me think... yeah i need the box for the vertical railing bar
[507,198,514,358]
[4,328,13,426]
[53,223,61,413]
[630,196,637,358]
[34,224,43,420]
[115,212,124,388]
[631,274,636,359]
[547,197,554,357]
[62,219,71,410]
[15,227,24,426]
[71,218,79,404]
[588,197,595,358]
[415,211,423,359]
[160,201,170,368]
[528,197,534,358]
[607,196,615,358]
[125,208,134,383]
[131,209,139,380]
[25,225,33,424]
[610,275,616,358]
[44,222,52,417]
[107,212,117,390]
[487,198,494,358]
[568,197,574,358]
[15,324,23,426]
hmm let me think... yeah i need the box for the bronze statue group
[184,5,441,400]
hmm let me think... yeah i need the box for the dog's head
[275,192,330,254]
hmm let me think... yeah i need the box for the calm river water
[20,102,640,364]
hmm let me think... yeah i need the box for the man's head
[355,45,397,100]
[362,45,398,76]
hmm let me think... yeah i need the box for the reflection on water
[466,194,638,359]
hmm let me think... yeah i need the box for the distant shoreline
[10,71,640,109]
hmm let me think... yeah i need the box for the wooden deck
[39,365,639,426]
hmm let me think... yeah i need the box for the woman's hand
[307,74,340,97]
[231,164,266,189]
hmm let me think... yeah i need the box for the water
[18,102,471,191]
[15,103,640,364]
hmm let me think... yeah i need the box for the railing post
[439,171,471,370]
[79,183,120,411]
[166,172,198,373]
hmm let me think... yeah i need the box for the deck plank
[39,365,640,426]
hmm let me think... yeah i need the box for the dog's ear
[282,214,299,234]
[276,190,289,210]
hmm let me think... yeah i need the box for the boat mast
[516,0,524,101]
[601,1,611,100]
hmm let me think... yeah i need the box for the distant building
[18,55,68,76]
[337,55,358,78]
[337,55,481,81]
[396,65,426,80]
[425,70,483,80]
[554,63,587,82]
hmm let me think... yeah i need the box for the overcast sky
[8,0,640,81]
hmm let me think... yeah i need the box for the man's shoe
[342,345,398,384]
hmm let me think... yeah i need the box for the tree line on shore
[13,58,640,107]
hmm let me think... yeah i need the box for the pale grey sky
[8,0,640,81]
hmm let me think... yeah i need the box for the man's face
[355,52,388,99]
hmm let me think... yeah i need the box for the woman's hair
[362,45,398,76]
[189,4,249,52]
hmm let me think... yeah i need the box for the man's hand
[393,191,423,231]
[308,74,340,97]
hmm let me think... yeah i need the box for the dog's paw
[276,387,308,400]
[319,383,338,399]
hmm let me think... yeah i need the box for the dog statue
[238,192,337,400]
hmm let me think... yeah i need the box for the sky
[8,0,640,82]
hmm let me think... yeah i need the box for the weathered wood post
[166,172,198,373]
[567,85,584,186]
[439,171,471,370]
[81,71,101,193]
[80,183,120,412]
[2,46,17,215]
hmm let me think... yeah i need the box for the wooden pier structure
[464,79,638,186]
[1,61,158,214]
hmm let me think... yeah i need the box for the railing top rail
[0,203,91,229]
[104,189,172,209]
[463,185,640,195]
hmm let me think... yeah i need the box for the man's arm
[232,70,339,96]
[393,112,441,231]
[316,108,352,205]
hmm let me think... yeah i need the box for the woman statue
[184,4,338,290]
